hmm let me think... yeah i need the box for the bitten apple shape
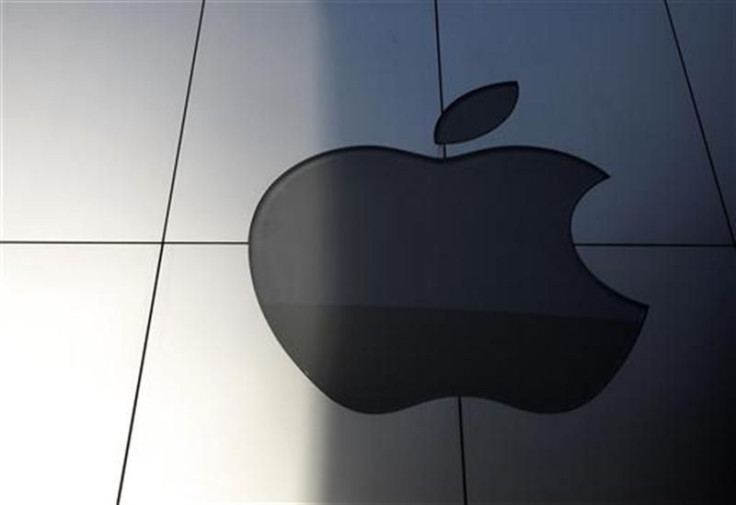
[249,82,647,414]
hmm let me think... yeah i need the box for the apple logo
[248,81,647,414]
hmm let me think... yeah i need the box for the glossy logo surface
[249,82,647,414]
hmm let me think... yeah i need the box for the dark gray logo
[249,82,647,414]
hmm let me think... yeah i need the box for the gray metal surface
[0,1,199,240]
[120,245,463,504]
[669,0,736,241]
[464,246,736,504]
[437,0,732,244]
[166,1,442,241]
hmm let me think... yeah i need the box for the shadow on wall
[247,1,735,504]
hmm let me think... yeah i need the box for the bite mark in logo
[248,82,647,414]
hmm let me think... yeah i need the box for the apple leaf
[434,81,519,145]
